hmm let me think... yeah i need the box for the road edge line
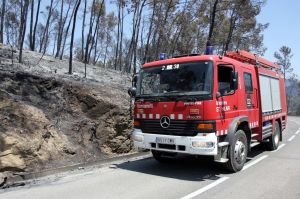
[242,155,268,171]
[271,144,286,152]
[288,135,296,142]
[180,177,230,199]
[1,152,152,189]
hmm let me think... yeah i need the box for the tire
[225,129,248,172]
[151,150,176,163]
[265,121,280,151]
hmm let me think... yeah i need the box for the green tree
[286,74,299,112]
[274,46,293,80]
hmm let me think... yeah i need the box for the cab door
[216,64,239,120]
[243,69,259,129]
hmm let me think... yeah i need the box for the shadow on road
[118,146,265,182]
[247,144,265,159]
[118,155,225,182]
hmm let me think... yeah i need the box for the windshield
[137,61,213,97]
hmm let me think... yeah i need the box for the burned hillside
[0,45,133,185]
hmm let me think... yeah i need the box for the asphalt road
[1,117,300,199]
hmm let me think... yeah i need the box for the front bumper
[132,129,218,155]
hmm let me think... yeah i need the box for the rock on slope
[0,45,133,185]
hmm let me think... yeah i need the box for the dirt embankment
[0,70,133,185]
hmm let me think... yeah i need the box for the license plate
[156,137,175,145]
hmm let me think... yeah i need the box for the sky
[257,0,300,78]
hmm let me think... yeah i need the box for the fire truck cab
[129,50,287,172]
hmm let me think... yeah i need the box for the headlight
[192,141,215,148]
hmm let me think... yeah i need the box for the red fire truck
[128,50,287,172]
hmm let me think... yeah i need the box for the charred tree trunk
[143,0,156,63]
[39,0,54,53]
[56,3,72,58]
[207,0,219,44]
[119,5,124,71]
[60,4,76,60]
[18,0,30,63]
[126,0,146,73]
[29,0,34,50]
[126,1,139,72]
[132,0,146,73]
[88,0,104,64]
[114,2,121,70]
[55,0,64,58]
[84,0,96,77]
[154,0,172,60]
[31,0,41,51]
[0,0,5,44]
[81,0,87,61]
[92,27,99,65]
[69,0,81,74]
[223,11,237,54]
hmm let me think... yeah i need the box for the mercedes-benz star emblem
[160,116,171,128]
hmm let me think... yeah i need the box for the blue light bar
[205,46,214,55]
[159,53,167,60]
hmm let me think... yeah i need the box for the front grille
[158,144,176,150]
[150,143,186,151]
[140,120,199,136]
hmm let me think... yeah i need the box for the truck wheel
[151,150,176,163]
[225,129,248,172]
[265,121,280,151]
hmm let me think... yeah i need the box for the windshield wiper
[136,94,204,102]
[174,95,198,102]
[136,96,168,102]
[163,90,180,94]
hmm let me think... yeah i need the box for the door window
[244,73,253,93]
[218,65,234,96]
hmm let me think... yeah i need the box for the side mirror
[128,87,137,98]
[216,91,221,99]
[232,72,238,90]
[132,74,138,87]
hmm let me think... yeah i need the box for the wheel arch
[225,116,251,149]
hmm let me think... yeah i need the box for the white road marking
[296,130,300,135]
[271,144,286,152]
[180,177,230,199]
[288,135,296,142]
[242,155,268,171]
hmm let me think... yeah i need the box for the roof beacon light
[159,53,167,60]
[205,41,214,55]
